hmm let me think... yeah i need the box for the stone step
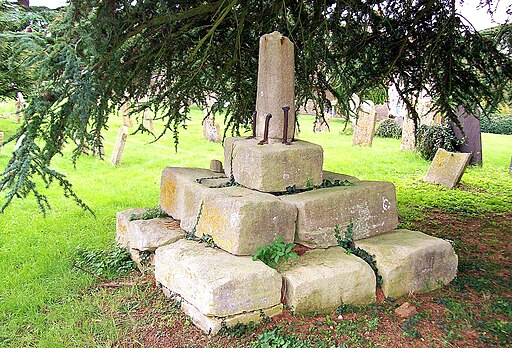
[355,229,458,298]
[224,137,323,192]
[154,239,282,319]
[278,247,376,315]
[280,181,398,248]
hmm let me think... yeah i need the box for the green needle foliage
[0,0,511,213]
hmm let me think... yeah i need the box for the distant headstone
[14,92,26,123]
[202,111,221,143]
[352,100,376,147]
[375,104,389,122]
[424,148,471,189]
[143,110,154,131]
[121,103,133,127]
[400,116,416,151]
[314,113,331,132]
[0,132,3,154]
[450,106,482,166]
[110,126,128,166]
[210,160,223,173]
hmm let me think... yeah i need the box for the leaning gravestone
[424,148,471,189]
[352,100,376,147]
[450,106,482,166]
[110,126,128,166]
[400,116,416,151]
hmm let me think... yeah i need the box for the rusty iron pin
[247,111,257,139]
[258,113,272,145]
[282,106,291,145]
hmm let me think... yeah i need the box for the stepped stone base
[155,240,282,317]
[279,247,376,314]
[116,208,149,248]
[355,229,458,298]
[159,167,227,231]
[224,137,323,192]
[196,186,296,255]
[280,181,398,248]
[181,300,283,336]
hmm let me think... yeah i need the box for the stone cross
[110,126,128,166]
[352,100,376,147]
[255,31,295,144]
[450,106,482,166]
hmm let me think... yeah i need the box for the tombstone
[202,98,221,143]
[313,113,331,132]
[14,92,26,123]
[210,159,223,173]
[375,104,389,122]
[121,103,133,127]
[450,106,482,166]
[424,148,471,189]
[143,109,154,131]
[255,31,295,143]
[352,100,376,147]
[110,126,128,166]
[400,116,416,151]
[0,132,3,154]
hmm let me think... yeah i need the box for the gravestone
[313,113,331,132]
[255,31,295,143]
[121,103,133,127]
[202,96,222,142]
[375,104,389,122]
[110,126,128,166]
[143,110,154,131]
[352,100,376,147]
[424,148,471,189]
[14,92,26,123]
[0,132,3,154]
[450,106,482,166]
[400,116,416,151]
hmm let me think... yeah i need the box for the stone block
[154,240,282,317]
[424,148,471,189]
[127,218,185,251]
[279,247,376,314]
[280,181,398,248]
[159,167,226,231]
[196,186,296,255]
[116,208,149,248]
[355,229,458,298]
[181,300,283,336]
[353,101,376,147]
[322,171,360,183]
[225,137,323,192]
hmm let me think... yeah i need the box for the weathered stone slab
[110,126,128,166]
[181,300,283,336]
[225,137,323,192]
[279,247,376,314]
[280,181,398,248]
[154,240,282,317]
[196,186,296,255]
[256,31,295,143]
[322,171,360,183]
[400,116,416,151]
[424,148,471,189]
[159,167,226,230]
[116,208,149,248]
[352,101,376,147]
[355,229,458,298]
[127,218,185,251]
[450,106,482,166]
[210,159,223,173]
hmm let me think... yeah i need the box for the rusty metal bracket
[258,113,272,145]
[282,106,291,145]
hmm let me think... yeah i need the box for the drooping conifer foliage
[0,0,511,213]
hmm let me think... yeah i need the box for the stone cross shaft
[255,31,295,143]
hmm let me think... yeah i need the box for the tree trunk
[18,0,29,6]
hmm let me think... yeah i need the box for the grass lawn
[0,105,511,347]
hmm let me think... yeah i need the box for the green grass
[0,104,511,346]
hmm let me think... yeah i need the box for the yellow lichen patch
[196,203,237,253]
[160,175,178,212]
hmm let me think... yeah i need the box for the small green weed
[252,236,298,268]
[218,321,259,338]
[129,207,168,221]
[401,314,422,339]
[251,328,336,348]
[71,245,136,280]
[198,234,217,248]
[278,179,354,195]
[334,222,382,286]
